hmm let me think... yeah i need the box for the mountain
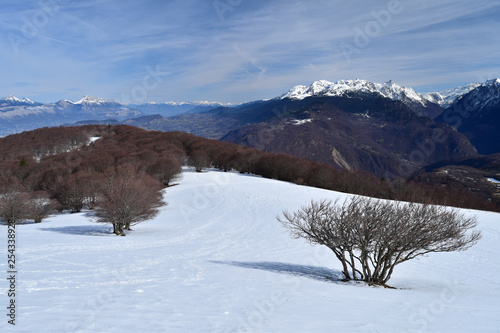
[423,82,482,108]
[436,79,500,154]
[280,79,443,119]
[281,79,423,103]
[83,80,476,178]
[411,153,500,204]
[0,95,41,107]
[0,95,231,136]
[130,101,231,118]
[220,95,476,178]
[0,95,142,136]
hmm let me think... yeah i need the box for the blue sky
[1,0,499,104]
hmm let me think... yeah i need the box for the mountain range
[2,78,499,186]
[0,95,231,136]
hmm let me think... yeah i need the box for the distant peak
[74,96,107,104]
[0,95,37,105]
[485,78,500,85]
[136,100,232,106]
[281,79,424,104]
[73,95,120,105]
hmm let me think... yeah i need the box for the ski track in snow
[1,169,499,332]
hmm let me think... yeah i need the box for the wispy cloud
[0,0,499,103]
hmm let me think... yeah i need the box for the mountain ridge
[4,78,499,109]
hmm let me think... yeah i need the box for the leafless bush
[26,191,57,223]
[0,178,30,224]
[147,156,182,186]
[278,197,481,285]
[94,165,165,236]
[189,150,211,172]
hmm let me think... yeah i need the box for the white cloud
[0,0,499,103]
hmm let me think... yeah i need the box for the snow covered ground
[1,169,499,332]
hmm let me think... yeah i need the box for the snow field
[1,169,499,332]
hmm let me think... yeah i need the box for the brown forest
[0,125,498,224]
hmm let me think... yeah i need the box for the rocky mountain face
[220,95,477,178]
[437,79,500,155]
[280,79,444,118]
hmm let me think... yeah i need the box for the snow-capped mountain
[73,95,122,106]
[438,78,500,155]
[423,83,483,107]
[279,78,500,119]
[280,79,427,106]
[0,95,41,107]
[0,95,142,136]
[461,78,500,110]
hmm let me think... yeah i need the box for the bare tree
[0,178,30,224]
[26,191,57,223]
[278,197,482,286]
[147,156,182,186]
[189,150,210,172]
[94,165,165,236]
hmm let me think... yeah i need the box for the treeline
[0,125,498,224]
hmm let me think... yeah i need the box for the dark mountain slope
[221,96,477,178]
[437,79,500,155]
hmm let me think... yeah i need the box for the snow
[0,106,56,119]
[0,96,37,105]
[1,169,499,332]
[87,137,102,146]
[487,178,500,184]
[74,96,112,105]
[485,78,500,86]
[291,118,313,125]
[423,78,500,107]
[423,83,482,107]
[281,79,426,106]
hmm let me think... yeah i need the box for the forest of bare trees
[0,124,498,228]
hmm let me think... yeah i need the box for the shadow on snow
[41,225,113,236]
[210,260,345,284]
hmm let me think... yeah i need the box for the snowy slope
[1,170,499,333]
[423,83,482,107]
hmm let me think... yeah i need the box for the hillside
[1,169,499,332]
[439,79,500,155]
[411,154,500,203]
[1,125,497,213]
[221,96,476,178]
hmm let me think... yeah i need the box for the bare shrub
[189,150,210,172]
[147,156,182,186]
[0,178,30,224]
[94,165,165,236]
[278,197,482,285]
[26,191,57,223]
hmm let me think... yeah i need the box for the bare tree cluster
[278,197,482,285]
[0,177,56,224]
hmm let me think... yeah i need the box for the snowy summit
[0,95,38,106]
[423,83,482,107]
[280,79,426,105]
[73,95,120,106]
